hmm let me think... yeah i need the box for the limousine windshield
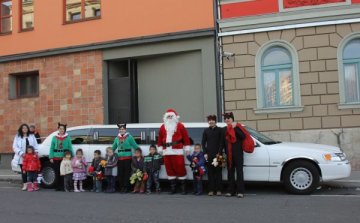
[243,126,279,145]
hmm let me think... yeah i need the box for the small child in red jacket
[22,146,41,191]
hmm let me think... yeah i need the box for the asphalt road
[0,181,359,223]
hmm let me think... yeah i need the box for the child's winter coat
[60,158,74,175]
[72,157,87,173]
[186,151,206,176]
[131,156,144,174]
[143,152,163,173]
[104,153,118,176]
[22,153,41,172]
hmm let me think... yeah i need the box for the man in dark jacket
[220,112,245,198]
[30,125,41,144]
[201,115,223,196]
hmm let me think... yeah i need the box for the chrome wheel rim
[290,167,313,190]
[41,167,55,186]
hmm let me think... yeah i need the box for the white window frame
[337,32,360,110]
[254,40,303,114]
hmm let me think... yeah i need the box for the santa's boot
[169,180,177,195]
[180,180,187,195]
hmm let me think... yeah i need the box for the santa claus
[157,109,191,195]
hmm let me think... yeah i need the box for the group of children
[21,144,208,195]
[88,145,163,194]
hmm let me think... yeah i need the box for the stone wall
[222,23,360,169]
[0,51,104,154]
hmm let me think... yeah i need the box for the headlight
[323,153,346,162]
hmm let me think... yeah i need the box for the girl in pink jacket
[72,149,87,192]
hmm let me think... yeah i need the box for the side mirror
[93,131,99,141]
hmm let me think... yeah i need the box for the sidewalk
[0,168,359,188]
[0,169,21,182]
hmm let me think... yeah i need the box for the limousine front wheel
[283,160,320,195]
[41,161,57,189]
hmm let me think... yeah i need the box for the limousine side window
[67,129,90,144]
[93,128,147,145]
[150,128,203,146]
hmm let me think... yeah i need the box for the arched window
[343,39,360,102]
[262,47,293,107]
[255,40,303,114]
[338,33,360,109]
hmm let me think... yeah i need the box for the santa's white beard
[164,118,178,143]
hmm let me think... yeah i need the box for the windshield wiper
[263,141,281,145]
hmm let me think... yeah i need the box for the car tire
[283,160,320,195]
[41,161,58,189]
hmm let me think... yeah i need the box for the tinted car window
[67,129,90,144]
[93,128,147,145]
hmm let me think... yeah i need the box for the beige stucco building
[218,0,360,170]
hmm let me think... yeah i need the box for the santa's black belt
[162,140,183,148]
[118,149,132,152]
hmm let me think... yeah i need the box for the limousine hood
[271,142,342,153]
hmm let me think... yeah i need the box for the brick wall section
[0,51,104,153]
[222,23,360,131]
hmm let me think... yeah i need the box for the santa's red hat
[164,109,180,119]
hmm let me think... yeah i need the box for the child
[131,148,145,193]
[72,149,87,192]
[104,147,118,193]
[90,150,104,193]
[60,150,74,192]
[186,144,206,196]
[22,146,41,192]
[143,145,163,194]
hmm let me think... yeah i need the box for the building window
[0,0,12,34]
[20,0,34,31]
[255,40,303,114]
[64,0,101,23]
[9,72,39,99]
[338,33,360,109]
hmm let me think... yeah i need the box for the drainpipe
[213,0,224,121]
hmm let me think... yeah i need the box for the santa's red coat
[157,122,191,156]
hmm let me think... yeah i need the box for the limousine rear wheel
[283,160,320,195]
[41,161,57,189]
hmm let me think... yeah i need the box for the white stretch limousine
[13,123,351,194]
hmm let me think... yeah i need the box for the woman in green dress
[49,123,74,191]
[112,124,140,193]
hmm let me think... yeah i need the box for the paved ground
[1,181,360,223]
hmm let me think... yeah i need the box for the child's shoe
[196,193,201,196]
[33,183,39,191]
[108,189,115,193]
[191,191,197,195]
[27,183,33,192]
[146,189,151,194]
[80,188,85,192]
[132,190,139,194]
[74,187,80,192]
[139,190,145,194]
[156,189,161,195]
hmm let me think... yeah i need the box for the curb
[323,180,360,189]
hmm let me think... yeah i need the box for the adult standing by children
[112,124,140,193]
[157,109,191,195]
[30,125,41,144]
[12,124,39,191]
[49,123,74,191]
[220,112,246,198]
[202,115,223,196]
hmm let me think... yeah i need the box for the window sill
[254,106,305,114]
[338,103,360,110]
[63,16,101,25]
[9,95,39,100]
[19,28,34,33]
[0,31,12,36]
